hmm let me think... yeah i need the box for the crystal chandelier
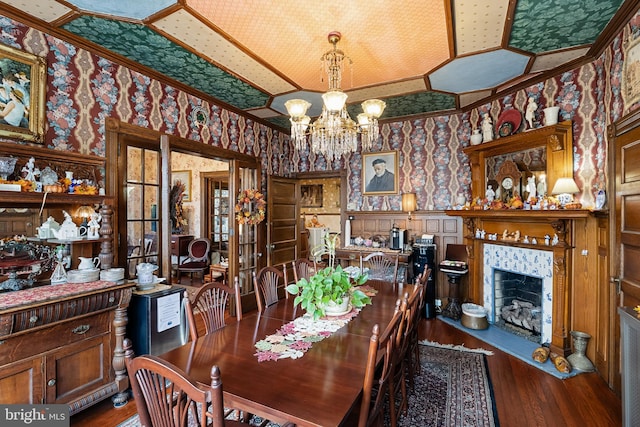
[285,32,386,161]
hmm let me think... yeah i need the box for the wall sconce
[402,192,417,221]
[76,205,95,227]
[551,177,580,207]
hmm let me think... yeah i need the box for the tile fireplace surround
[482,243,554,344]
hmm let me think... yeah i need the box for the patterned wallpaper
[292,11,640,212]
[0,14,288,183]
[1,10,640,214]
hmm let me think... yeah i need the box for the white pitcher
[78,256,100,270]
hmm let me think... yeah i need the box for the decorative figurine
[537,175,547,197]
[552,234,559,246]
[87,212,102,239]
[544,234,551,245]
[525,97,537,129]
[482,113,494,142]
[485,185,495,203]
[21,156,40,183]
[526,176,537,201]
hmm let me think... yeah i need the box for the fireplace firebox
[494,269,543,339]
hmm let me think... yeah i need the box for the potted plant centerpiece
[286,233,371,319]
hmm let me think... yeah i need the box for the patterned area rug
[117,342,498,427]
[400,342,498,427]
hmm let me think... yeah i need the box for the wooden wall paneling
[595,213,612,382]
[571,216,599,365]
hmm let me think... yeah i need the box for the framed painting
[0,44,46,143]
[623,34,640,109]
[363,151,398,195]
[301,184,323,207]
[172,170,192,202]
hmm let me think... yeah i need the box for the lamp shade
[285,99,311,118]
[361,99,386,118]
[322,90,348,112]
[551,177,579,195]
[402,193,417,213]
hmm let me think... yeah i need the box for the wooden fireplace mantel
[446,208,603,358]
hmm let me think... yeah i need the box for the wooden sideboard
[0,281,133,414]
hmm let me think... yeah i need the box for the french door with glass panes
[205,172,229,262]
[123,145,160,280]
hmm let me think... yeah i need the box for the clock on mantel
[495,160,521,202]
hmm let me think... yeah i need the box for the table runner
[254,285,378,362]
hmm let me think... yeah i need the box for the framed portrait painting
[172,170,192,202]
[0,44,46,143]
[362,151,398,195]
[301,184,323,207]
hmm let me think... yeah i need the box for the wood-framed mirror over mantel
[463,120,573,201]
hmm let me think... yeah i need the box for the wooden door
[267,177,299,276]
[610,110,640,393]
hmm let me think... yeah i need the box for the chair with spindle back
[361,251,399,285]
[252,266,286,312]
[292,258,316,283]
[185,276,242,342]
[123,338,248,427]
[358,299,404,427]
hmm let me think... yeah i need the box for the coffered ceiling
[0,0,633,131]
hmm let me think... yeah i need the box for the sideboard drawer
[0,311,110,363]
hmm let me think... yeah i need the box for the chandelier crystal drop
[285,32,386,161]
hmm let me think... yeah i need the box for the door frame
[106,118,259,289]
[607,107,640,392]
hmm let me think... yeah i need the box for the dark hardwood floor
[71,312,622,427]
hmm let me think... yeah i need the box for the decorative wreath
[235,189,266,225]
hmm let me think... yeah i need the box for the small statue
[482,113,493,142]
[485,185,495,203]
[552,234,559,246]
[525,97,537,129]
[526,176,537,201]
[537,175,547,197]
[87,212,102,239]
[21,156,40,183]
[544,234,550,245]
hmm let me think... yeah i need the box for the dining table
[156,279,417,427]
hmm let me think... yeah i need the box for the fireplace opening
[493,269,543,341]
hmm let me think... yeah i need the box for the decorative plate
[498,122,514,137]
[497,109,522,135]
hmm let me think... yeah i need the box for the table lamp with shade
[551,177,580,207]
[402,192,417,244]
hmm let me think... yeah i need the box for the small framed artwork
[301,184,323,207]
[623,34,640,109]
[172,170,192,202]
[0,44,46,143]
[363,150,398,195]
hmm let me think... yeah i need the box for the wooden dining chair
[406,268,431,386]
[292,258,316,283]
[185,276,243,342]
[123,338,248,427]
[361,251,399,284]
[252,266,286,312]
[358,299,404,427]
